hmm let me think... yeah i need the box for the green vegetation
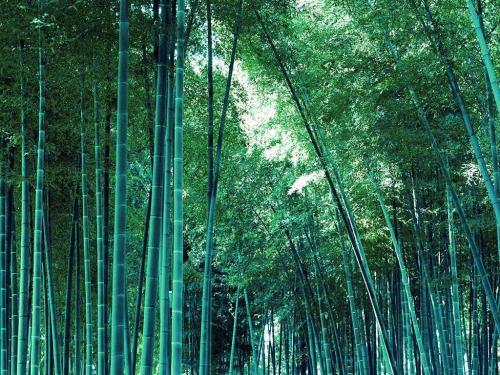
[0,0,498,374]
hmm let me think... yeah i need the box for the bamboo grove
[0,0,498,374]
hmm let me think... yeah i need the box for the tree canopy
[0,0,498,374]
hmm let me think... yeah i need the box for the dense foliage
[0,0,498,374]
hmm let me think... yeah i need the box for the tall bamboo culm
[110,0,130,373]
[79,72,94,375]
[30,0,48,373]
[159,0,175,372]
[93,57,106,375]
[198,1,244,373]
[140,0,168,371]
[171,0,186,373]
[16,40,31,375]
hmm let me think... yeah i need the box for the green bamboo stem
[132,190,152,374]
[63,199,77,375]
[304,231,346,374]
[465,0,500,114]
[337,225,366,374]
[409,182,453,374]
[171,0,186,372]
[228,287,240,375]
[244,289,259,375]
[255,11,398,373]
[446,187,466,374]
[42,261,50,375]
[93,57,106,375]
[207,0,214,208]
[198,1,244,373]
[487,328,498,375]
[420,3,500,255]
[75,215,81,375]
[124,276,132,375]
[0,173,7,375]
[315,284,333,375]
[9,191,18,375]
[205,0,214,364]
[16,39,31,375]
[470,269,480,375]
[80,73,94,375]
[140,0,168,370]
[421,258,450,375]
[386,38,500,331]
[367,170,432,375]
[30,1,47,372]
[401,287,414,373]
[486,74,500,257]
[110,0,130,373]
[159,155,172,373]
[103,101,111,375]
[295,243,324,375]
[305,315,317,375]
[40,208,62,375]
[158,1,174,372]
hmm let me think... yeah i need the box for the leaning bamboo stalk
[464,0,500,113]
[254,11,398,373]
[419,3,500,254]
[199,1,244,373]
[367,170,431,375]
[386,38,500,330]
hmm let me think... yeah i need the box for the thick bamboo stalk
[9,190,18,375]
[0,172,7,375]
[140,0,168,369]
[158,2,175,373]
[171,0,186,372]
[110,0,130,373]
